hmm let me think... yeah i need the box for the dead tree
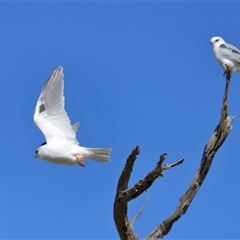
[113,73,234,240]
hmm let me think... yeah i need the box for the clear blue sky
[1,2,240,239]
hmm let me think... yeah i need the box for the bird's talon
[76,155,85,167]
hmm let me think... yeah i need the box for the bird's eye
[215,39,219,42]
[35,150,38,155]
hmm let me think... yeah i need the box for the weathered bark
[113,149,184,240]
[113,146,140,240]
[114,73,233,240]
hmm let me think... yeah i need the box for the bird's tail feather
[84,148,111,163]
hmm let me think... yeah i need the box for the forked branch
[114,150,184,240]
[114,73,233,240]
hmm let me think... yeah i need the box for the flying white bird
[34,66,111,167]
[210,36,240,74]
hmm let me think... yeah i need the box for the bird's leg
[223,63,228,76]
[223,64,231,81]
[226,70,231,82]
[76,154,85,167]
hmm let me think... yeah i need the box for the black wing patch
[232,49,240,55]
[220,44,240,55]
[39,103,46,113]
[40,142,47,146]
[219,44,227,49]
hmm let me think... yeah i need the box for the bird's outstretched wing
[34,66,79,145]
[220,42,240,63]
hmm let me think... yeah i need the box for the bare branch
[158,153,167,166]
[130,196,150,227]
[145,74,234,240]
[116,146,140,194]
[114,150,184,240]
[113,146,140,240]
[161,158,185,176]
[120,156,185,203]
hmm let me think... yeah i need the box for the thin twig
[162,158,184,170]
[130,196,150,227]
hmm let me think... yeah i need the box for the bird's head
[210,36,225,47]
[35,142,47,158]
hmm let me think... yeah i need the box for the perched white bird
[34,66,111,167]
[210,36,240,74]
